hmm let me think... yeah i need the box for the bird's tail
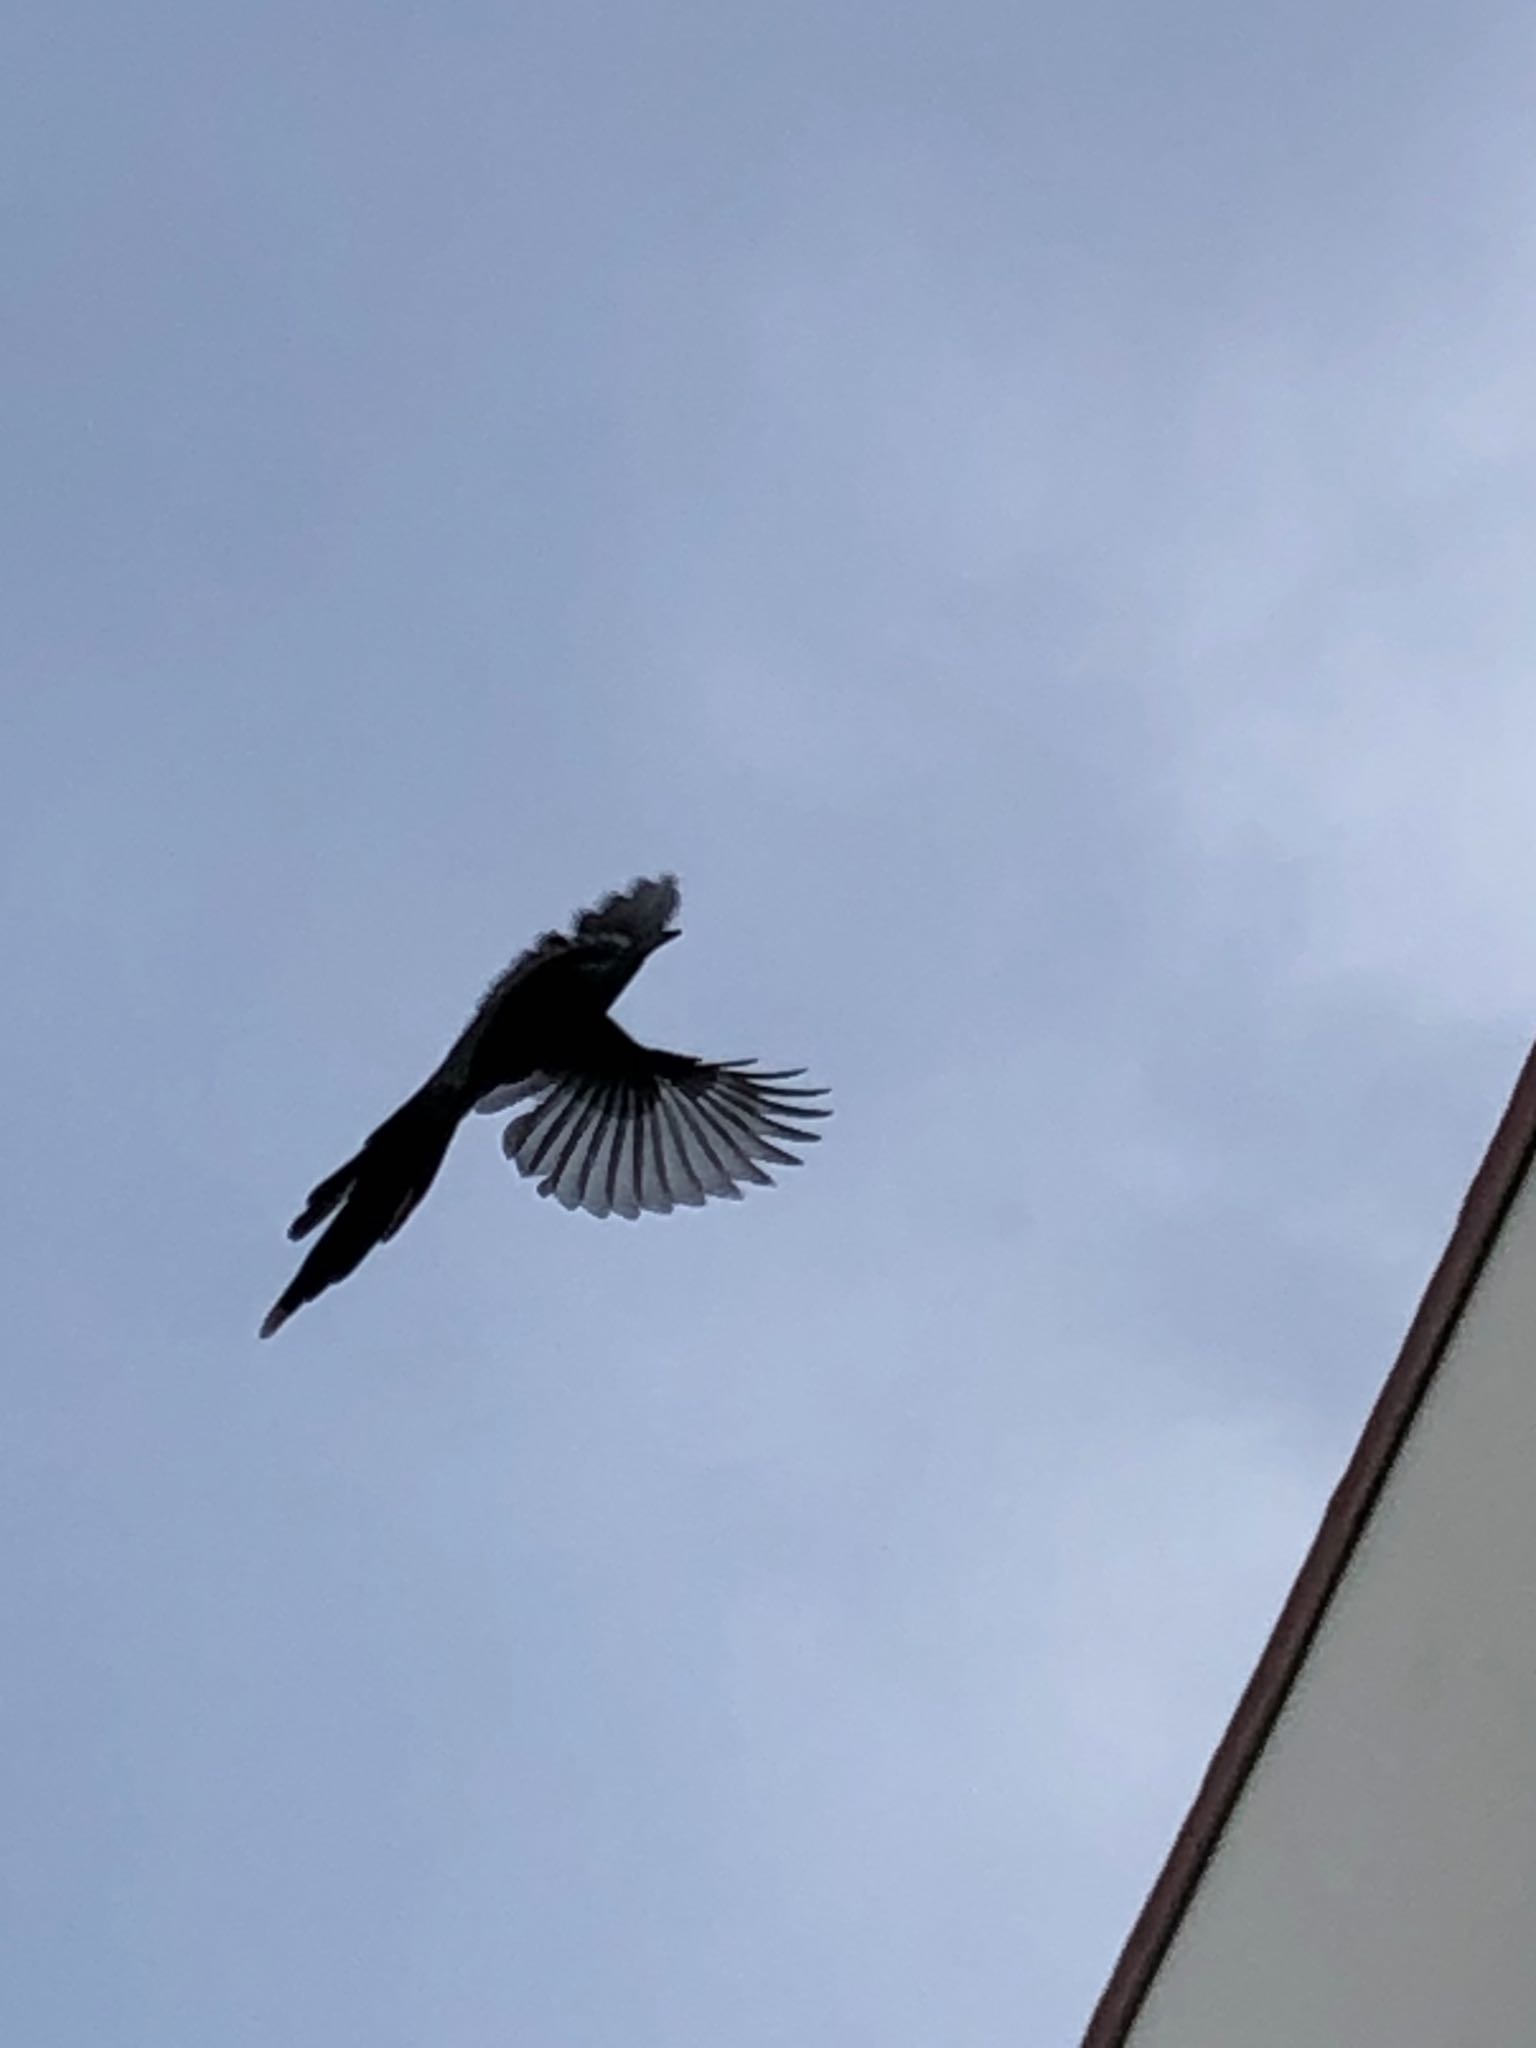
[260,1083,462,1339]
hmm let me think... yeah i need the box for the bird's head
[480,874,680,1014]
[568,920,677,1004]
[572,874,681,950]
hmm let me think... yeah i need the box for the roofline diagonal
[1082,1038,1536,2048]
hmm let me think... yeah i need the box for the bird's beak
[651,929,681,951]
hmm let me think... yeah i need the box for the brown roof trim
[1081,1037,1536,2047]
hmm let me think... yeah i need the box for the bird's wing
[472,1075,548,1114]
[490,1019,830,1219]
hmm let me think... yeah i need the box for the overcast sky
[6,3,1536,2043]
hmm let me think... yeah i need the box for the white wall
[1126,1162,1536,2048]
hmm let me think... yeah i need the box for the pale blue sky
[5,3,1536,2042]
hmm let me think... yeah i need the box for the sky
[5,3,1536,2042]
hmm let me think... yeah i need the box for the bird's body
[260,875,828,1338]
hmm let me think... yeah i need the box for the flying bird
[260,875,829,1338]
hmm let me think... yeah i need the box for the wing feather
[499,1052,828,1219]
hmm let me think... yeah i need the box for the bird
[260,874,829,1338]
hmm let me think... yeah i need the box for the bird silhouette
[260,875,829,1338]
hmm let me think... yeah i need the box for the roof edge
[1081,1036,1536,2047]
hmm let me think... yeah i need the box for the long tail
[260,1083,463,1339]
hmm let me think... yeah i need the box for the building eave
[1082,1036,1536,2047]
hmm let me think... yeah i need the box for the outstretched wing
[486,1020,829,1219]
